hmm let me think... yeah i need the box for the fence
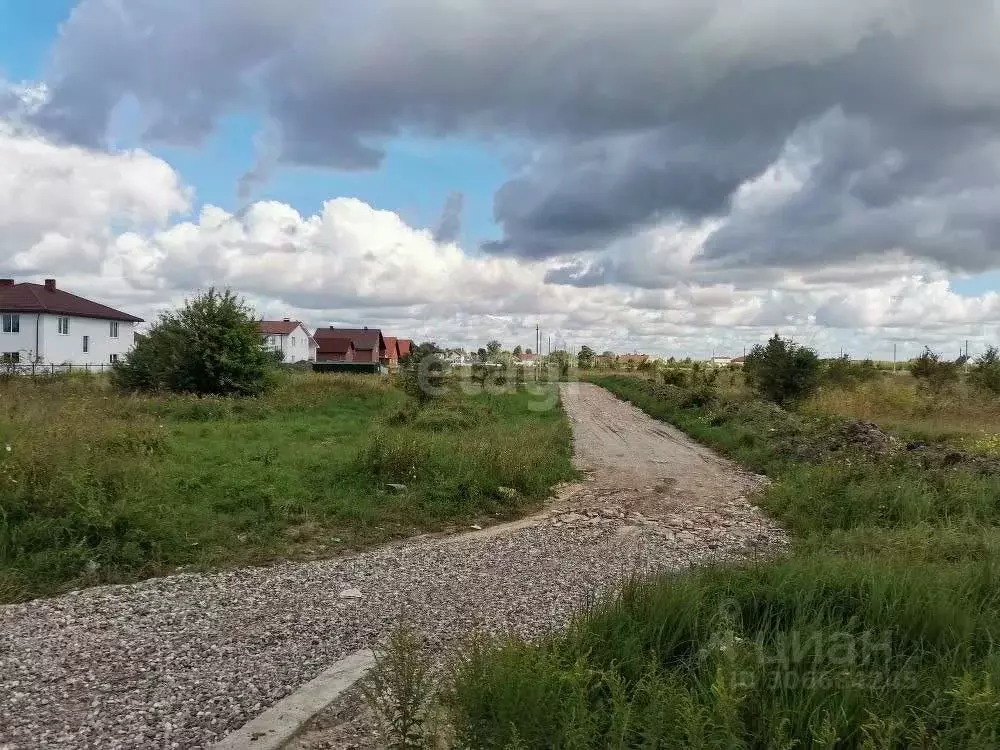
[0,362,116,377]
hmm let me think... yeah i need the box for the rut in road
[0,383,786,750]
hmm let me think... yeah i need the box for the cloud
[432,192,465,244]
[6,97,1000,361]
[0,121,190,275]
[27,0,1000,274]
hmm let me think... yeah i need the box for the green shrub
[743,334,820,405]
[822,356,880,388]
[969,346,1000,394]
[112,288,273,396]
[910,348,962,393]
[662,368,688,387]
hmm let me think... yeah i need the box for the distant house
[518,352,539,367]
[316,337,356,362]
[0,278,143,366]
[258,319,317,363]
[731,356,746,366]
[710,356,732,367]
[382,336,400,369]
[397,339,414,361]
[314,327,386,364]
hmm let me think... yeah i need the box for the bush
[112,288,273,396]
[910,348,962,393]
[662,368,688,387]
[399,343,450,405]
[970,346,1000,394]
[822,356,880,388]
[743,334,820,405]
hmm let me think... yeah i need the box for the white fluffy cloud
[1,118,999,359]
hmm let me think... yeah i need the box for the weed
[362,626,438,749]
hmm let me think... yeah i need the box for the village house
[518,352,540,367]
[257,319,317,363]
[314,327,386,363]
[382,336,400,369]
[0,278,143,366]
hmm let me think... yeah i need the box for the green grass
[445,374,1000,748]
[450,554,1000,749]
[0,373,575,602]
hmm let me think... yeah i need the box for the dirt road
[0,383,785,750]
[561,382,756,508]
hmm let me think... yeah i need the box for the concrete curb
[210,649,375,750]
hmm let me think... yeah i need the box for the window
[1,352,18,363]
[109,354,119,364]
[110,321,119,338]
[291,336,296,345]
[82,335,89,353]
[1,314,19,333]
[57,316,69,335]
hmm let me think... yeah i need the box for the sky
[2,1,1000,359]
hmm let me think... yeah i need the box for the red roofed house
[314,327,386,364]
[257,319,317,363]
[382,336,400,369]
[0,278,143,366]
[396,339,414,361]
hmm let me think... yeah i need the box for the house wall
[266,326,315,363]
[0,311,41,361]
[40,314,138,365]
[0,313,136,365]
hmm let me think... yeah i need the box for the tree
[399,342,449,404]
[486,340,503,357]
[549,349,571,378]
[970,346,1000,394]
[910,347,961,393]
[577,345,596,370]
[512,345,523,357]
[111,288,273,396]
[525,348,533,355]
[743,334,820,405]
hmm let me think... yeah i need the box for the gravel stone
[0,383,787,749]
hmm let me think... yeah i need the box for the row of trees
[735,335,1000,405]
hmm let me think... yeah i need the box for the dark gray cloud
[27,0,1000,271]
[433,192,465,244]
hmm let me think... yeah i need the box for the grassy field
[0,372,574,603]
[446,372,1000,748]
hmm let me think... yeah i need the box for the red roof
[519,352,539,361]
[258,320,303,336]
[0,279,143,322]
[383,336,399,360]
[397,339,413,358]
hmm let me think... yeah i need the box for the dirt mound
[905,442,1000,476]
[834,421,899,456]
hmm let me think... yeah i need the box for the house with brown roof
[0,278,143,366]
[314,327,386,364]
[257,319,317,363]
[397,339,414,360]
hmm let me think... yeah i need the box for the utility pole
[893,343,897,373]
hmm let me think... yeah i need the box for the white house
[258,320,317,363]
[0,278,143,366]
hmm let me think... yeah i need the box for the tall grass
[450,555,1000,749]
[446,374,1000,747]
[0,374,574,602]
[806,376,1000,444]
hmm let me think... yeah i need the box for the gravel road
[0,383,786,749]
